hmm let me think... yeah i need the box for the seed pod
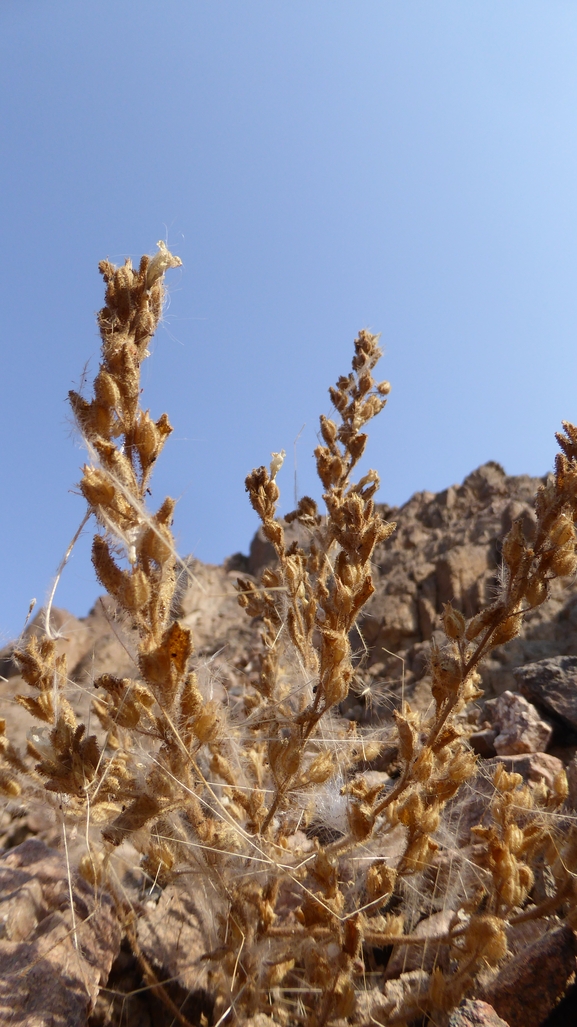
[102,793,162,846]
[303,751,335,785]
[320,414,338,447]
[134,411,160,463]
[467,915,508,965]
[524,575,548,607]
[210,751,235,785]
[348,432,368,463]
[552,768,569,804]
[366,863,396,905]
[80,466,116,508]
[191,705,220,744]
[517,863,534,898]
[494,764,523,792]
[92,537,125,600]
[347,800,374,841]
[502,519,526,575]
[121,568,151,612]
[505,824,524,855]
[411,747,434,782]
[333,980,355,1020]
[335,550,355,589]
[551,543,577,577]
[263,519,283,547]
[94,368,121,410]
[315,445,345,488]
[550,513,575,546]
[0,770,21,797]
[443,602,466,640]
[466,606,500,641]
[447,748,477,785]
[323,665,352,707]
[394,709,416,763]
[491,612,522,646]
[433,654,462,693]
[180,672,203,721]
[268,737,301,781]
[402,834,438,873]
[329,382,349,411]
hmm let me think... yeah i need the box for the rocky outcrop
[357,462,577,704]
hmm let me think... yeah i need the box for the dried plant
[3,244,577,1027]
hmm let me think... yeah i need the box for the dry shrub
[3,244,577,1026]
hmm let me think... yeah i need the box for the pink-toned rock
[481,925,577,1027]
[448,999,510,1027]
[176,557,252,655]
[484,691,552,755]
[0,838,121,1027]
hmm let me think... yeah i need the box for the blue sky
[2,1,577,641]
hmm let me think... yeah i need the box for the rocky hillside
[3,460,577,742]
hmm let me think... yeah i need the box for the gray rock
[514,655,577,732]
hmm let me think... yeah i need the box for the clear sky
[2,1,577,642]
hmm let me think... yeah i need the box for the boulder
[483,691,552,755]
[448,999,510,1027]
[481,925,577,1027]
[514,656,577,733]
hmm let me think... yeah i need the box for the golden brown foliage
[3,246,577,1026]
